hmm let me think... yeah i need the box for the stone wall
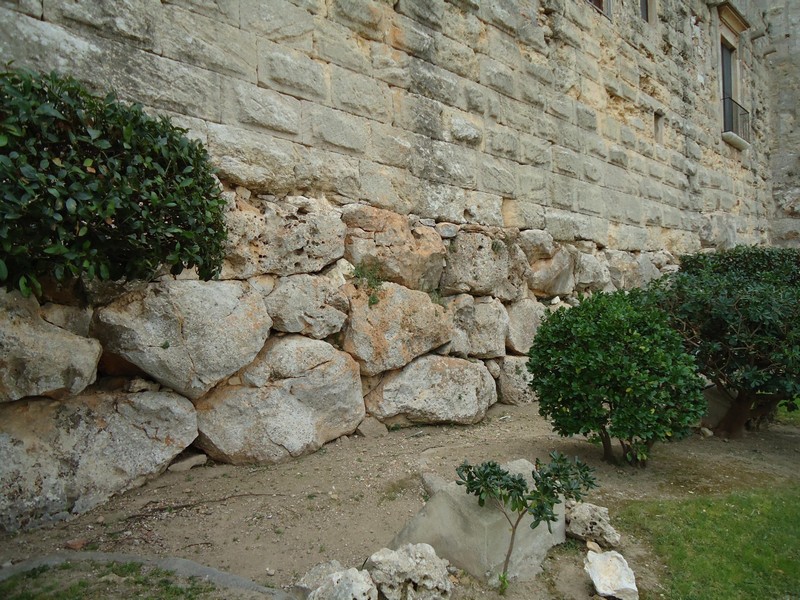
[1,0,796,530]
[0,0,786,250]
[765,0,800,247]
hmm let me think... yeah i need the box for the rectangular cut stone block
[396,0,445,30]
[412,140,477,188]
[207,124,297,193]
[408,58,463,108]
[487,26,522,70]
[4,0,42,17]
[314,19,371,73]
[503,195,546,230]
[480,56,517,98]
[258,40,327,101]
[224,79,301,136]
[158,5,257,81]
[331,65,392,122]
[330,0,386,41]
[552,147,582,179]
[478,0,520,34]
[393,90,446,139]
[434,33,478,79]
[372,42,411,88]
[359,160,415,214]
[479,154,517,197]
[388,13,435,62]
[307,104,369,154]
[42,0,159,52]
[163,0,239,25]
[486,125,520,160]
[240,0,314,51]
[294,146,362,198]
[370,123,415,169]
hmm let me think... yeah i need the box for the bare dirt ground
[3,402,799,599]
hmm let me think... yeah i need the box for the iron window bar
[722,96,750,143]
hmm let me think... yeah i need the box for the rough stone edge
[0,551,292,598]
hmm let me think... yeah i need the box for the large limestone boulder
[0,390,197,531]
[195,335,364,464]
[342,282,454,376]
[0,290,101,403]
[574,251,613,293]
[91,280,271,400]
[439,228,528,302]
[223,195,345,278]
[585,551,638,600]
[518,229,556,262]
[392,459,565,582]
[308,568,378,600]
[528,246,575,297]
[263,274,348,339]
[366,543,452,600]
[603,250,660,291]
[566,502,621,548]
[342,205,446,292]
[505,298,547,355]
[498,356,537,405]
[445,295,508,359]
[365,355,496,426]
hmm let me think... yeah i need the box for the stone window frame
[714,2,750,150]
[585,0,612,20]
[640,0,657,24]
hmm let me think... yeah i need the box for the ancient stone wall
[0,0,782,250]
[764,0,800,247]
[0,0,794,530]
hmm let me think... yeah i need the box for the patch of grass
[0,561,215,599]
[616,484,800,599]
[776,405,800,427]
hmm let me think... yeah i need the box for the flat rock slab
[391,459,565,582]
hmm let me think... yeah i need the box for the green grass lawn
[776,405,800,427]
[616,484,800,600]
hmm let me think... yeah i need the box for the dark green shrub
[650,246,800,438]
[0,68,226,297]
[527,290,706,465]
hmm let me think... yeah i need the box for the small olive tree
[456,452,596,592]
[650,246,800,438]
[527,289,706,465]
[0,68,227,297]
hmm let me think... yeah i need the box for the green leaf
[0,259,7,280]
[0,134,7,147]
[35,103,66,120]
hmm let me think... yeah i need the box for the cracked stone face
[90,280,272,399]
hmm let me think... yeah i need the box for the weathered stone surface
[195,336,364,464]
[573,251,613,293]
[223,195,346,278]
[528,246,576,297]
[295,561,345,599]
[263,274,348,339]
[584,550,638,600]
[342,205,446,292]
[38,303,93,337]
[356,416,389,438]
[505,297,547,355]
[207,124,296,193]
[308,568,378,600]
[0,390,196,531]
[566,502,621,548]
[367,543,451,600]
[342,282,454,376]
[392,459,565,581]
[498,356,537,405]
[445,295,508,359]
[0,290,101,403]
[518,229,556,262]
[91,280,271,400]
[365,355,496,426]
[439,229,528,302]
[603,250,661,290]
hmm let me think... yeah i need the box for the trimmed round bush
[651,246,800,438]
[0,68,227,297]
[527,289,706,465]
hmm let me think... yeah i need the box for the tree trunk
[714,391,752,439]
[599,428,615,463]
